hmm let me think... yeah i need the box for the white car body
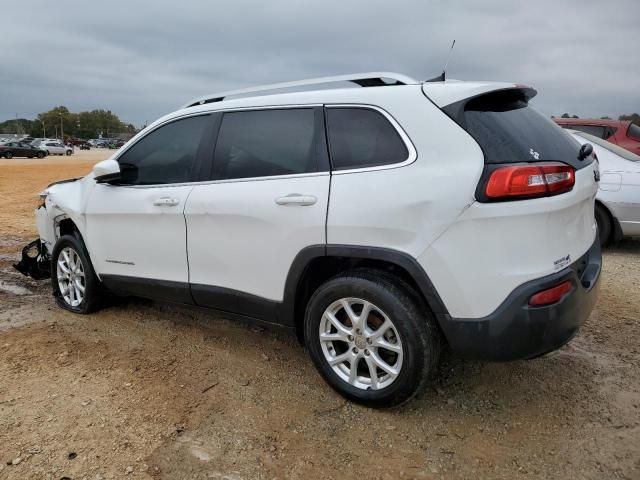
[570,130,640,237]
[42,141,72,156]
[27,72,601,374]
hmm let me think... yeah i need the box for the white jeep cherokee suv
[16,72,601,407]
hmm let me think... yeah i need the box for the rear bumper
[439,236,601,361]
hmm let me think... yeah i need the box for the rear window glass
[570,125,606,138]
[326,108,408,170]
[463,90,580,165]
[628,123,640,140]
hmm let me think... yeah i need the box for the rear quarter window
[326,107,409,170]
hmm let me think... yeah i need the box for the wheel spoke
[348,357,359,384]
[373,337,402,354]
[68,282,75,304]
[62,249,70,265]
[365,356,379,390]
[370,350,399,377]
[340,299,358,326]
[328,351,351,366]
[369,318,392,340]
[74,278,85,293]
[359,301,372,329]
[324,311,352,337]
[320,331,347,342]
[58,260,70,275]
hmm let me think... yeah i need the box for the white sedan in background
[41,141,73,156]
[569,129,640,244]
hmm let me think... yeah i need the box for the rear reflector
[528,280,573,307]
[485,162,575,200]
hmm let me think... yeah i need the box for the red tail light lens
[528,280,573,306]
[485,163,575,200]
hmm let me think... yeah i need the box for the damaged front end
[13,238,51,280]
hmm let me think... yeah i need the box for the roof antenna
[426,40,456,82]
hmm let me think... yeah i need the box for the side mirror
[578,143,593,161]
[93,159,121,183]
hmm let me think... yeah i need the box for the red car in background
[554,118,640,155]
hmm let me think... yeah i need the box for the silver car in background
[569,129,640,244]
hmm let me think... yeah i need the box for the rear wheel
[595,204,612,246]
[304,270,440,408]
[66,149,72,156]
[51,234,103,313]
[4,152,13,159]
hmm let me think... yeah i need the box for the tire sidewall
[51,234,99,314]
[304,275,434,407]
[595,204,611,246]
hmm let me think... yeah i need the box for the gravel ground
[0,156,638,479]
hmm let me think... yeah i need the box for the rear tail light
[484,162,575,201]
[528,280,573,307]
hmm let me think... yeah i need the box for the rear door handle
[275,194,317,206]
[153,197,180,206]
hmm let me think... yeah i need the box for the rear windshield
[463,90,582,166]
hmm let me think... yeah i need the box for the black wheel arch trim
[279,244,451,328]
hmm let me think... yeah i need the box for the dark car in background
[0,142,46,159]
[554,118,640,155]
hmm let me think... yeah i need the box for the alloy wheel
[56,247,86,307]
[319,298,403,390]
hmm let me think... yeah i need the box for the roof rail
[181,72,419,108]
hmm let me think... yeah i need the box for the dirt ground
[0,153,638,480]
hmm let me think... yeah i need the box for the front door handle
[153,197,180,207]
[275,194,317,206]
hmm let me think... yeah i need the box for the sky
[1,0,638,127]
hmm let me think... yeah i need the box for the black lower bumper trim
[440,236,601,361]
[13,239,51,280]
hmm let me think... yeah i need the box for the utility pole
[60,113,64,142]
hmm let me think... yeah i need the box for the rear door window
[325,107,409,170]
[461,90,582,168]
[211,108,325,180]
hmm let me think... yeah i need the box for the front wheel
[4,152,13,159]
[66,150,72,156]
[51,234,103,313]
[304,270,440,408]
[36,151,45,159]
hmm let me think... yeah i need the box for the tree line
[553,113,640,125]
[0,106,136,139]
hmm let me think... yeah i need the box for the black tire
[304,270,440,408]
[4,151,13,159]
[66,150,72,156]
[36,151,45,159]
[595,203,612,246]
[51,234,103,314]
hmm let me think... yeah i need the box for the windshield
[572,130,640,162]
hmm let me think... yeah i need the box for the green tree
[619,113,640,126]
